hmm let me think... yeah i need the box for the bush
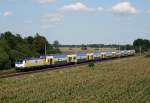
[88,62,95,69]
[0,48,11,69]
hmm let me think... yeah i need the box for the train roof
[21,57,41,61]
[48,53,69,58]
[76,51,91,56]
[20,50,134,60]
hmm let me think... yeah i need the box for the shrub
[0,48,11,69]
[145,52,150,58]
[88,62,95,69]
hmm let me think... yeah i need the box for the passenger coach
[15,50,135,70]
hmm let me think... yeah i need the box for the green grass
[0,56,150,103]
[0,68,15,75]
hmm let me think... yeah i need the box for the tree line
[61,44,134,50]
[0,31,60,69]
[133,38,150,52]
[62,39,150,52]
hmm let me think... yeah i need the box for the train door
[68,57,72,62]
[73,56,76,61]
[91,55,94,60]
[87,54,94,61]
[87,55,90,60]
[67,55,77,63]
[102,54,104,58]
[48,58,53,64]
[101,53,106,59]
[46,56,54,65]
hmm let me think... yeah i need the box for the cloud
[3,11,13,16]
[146,9,150,14]
[97,7,104,11]
[42,13,64,23]
[36,0,55,4]
[61,2,93,12]
[24,20,32,24]
[41,13,64,29]
[111,2,138,14]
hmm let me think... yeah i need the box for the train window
[69,57,72,62]
[73,57,76,60]
[20,60,23,63]
[50,59,53,64]
[87,55,90,60]
[16,60,23,64]
[48,58,52,62]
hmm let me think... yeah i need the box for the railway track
[0,56,133,79]
[0,63,86,79]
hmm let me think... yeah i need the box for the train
[15,50,135,70]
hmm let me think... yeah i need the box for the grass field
[0,68,15,75]
[0,56,150,103]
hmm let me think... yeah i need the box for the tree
[53,40,60,49]
[1,31,17,49]
[8,50,24,67]
[133,38,150,52]
[32,33,48,54]
[81,44,87,50]
[0,38,10,52]
[121,44,133,50]
[143,39,150,49]
[0,31,61,69]
[0,48,11,69]
[25,36,34,44]
[16,34,23,43]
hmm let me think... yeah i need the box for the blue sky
[0,0,150,44]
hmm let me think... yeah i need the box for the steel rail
[0,56,134,79]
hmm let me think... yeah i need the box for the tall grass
[0,57,150,103]
[144,52,150,58]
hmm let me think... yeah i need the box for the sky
[0,0,150,45]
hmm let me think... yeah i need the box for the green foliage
[144,52,150,58]
[88,62,95,69]
[120,44,134,50]
[0,48,11,69]
[0,31,61,69]
[32,33,48,54]
[8,50,24,67]
[81,44,87,50]
[133,38,150,52]
[25,36,34,44]
[53,40,60,49]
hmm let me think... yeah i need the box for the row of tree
[65,39,150,52]
[62,44,134,50]
[0,31,60,69]
[80,44,134,50]
[133,39,150,52]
